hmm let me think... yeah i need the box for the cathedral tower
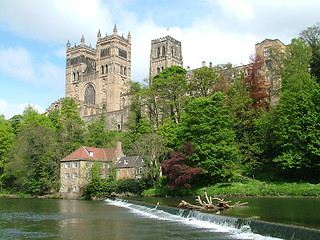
[65,26,131,128]
[149,35,183,78]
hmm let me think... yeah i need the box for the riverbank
[142,180,320,197]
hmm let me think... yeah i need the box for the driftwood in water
[178,192,248,214]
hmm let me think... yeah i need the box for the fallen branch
[179,192,248,214]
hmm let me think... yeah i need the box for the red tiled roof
[62,146,116,161]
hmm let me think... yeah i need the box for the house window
[88,151,93,157]
[264,47,271,57]
[137,167,143,174]
[64,173,70,179]
[107,163,110,169]
[72,173,78,178]
[86,162,93,168]
[72,162,78,168]
[266,60,273,70]
[101,163,106,168]
[116,170,120,176]
[73,186,78,193]
[100,173,105,179]
[86,173,91,179]
[124,160,128,165]
[65,163,70,168]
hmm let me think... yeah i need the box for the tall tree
[150,66,188,124]
[300,22,320,83]
[0,116,15,190]
[126,133,167,185]
[4,123,60,194]
[175,92,240,182]
[188,66,219,97]
[269,39,320,180]
[228,74,262,177]
[244,55,270,110]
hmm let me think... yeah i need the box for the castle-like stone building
[60,25,131,129]
[149,35,183,78]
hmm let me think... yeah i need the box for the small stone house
[115,156,147,180]
[60,141,124,198]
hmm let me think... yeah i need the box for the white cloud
[0,46,64,89]
[0,46,35,81]
[0,99,44,120]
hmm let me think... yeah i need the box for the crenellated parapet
[151,35,181,46]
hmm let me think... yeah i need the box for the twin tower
[65,26,183,128]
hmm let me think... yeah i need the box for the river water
[0,197,319,240]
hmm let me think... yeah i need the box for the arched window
[106,64,108,74]
[77,72,80,81]
[84,84,96,105]
[72,72,75,82]
[157,67,160,74]
[101,65,104,74]
[162,46,166,56]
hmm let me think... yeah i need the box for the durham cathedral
[47,25,183,129]
[47,25,284,129]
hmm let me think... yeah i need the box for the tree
[0,115,15,190]
[189,66,219,97]
[268,39,320,180]
[85,115,122,148]
[244,55,270,110]
[126,133,168,186]
[227,74,262,177]
[175,92,240,182]
[300,22,320,83]
[150,66,188,124]
[58,98,84,157]
[4,123,60,194]
[161,143,204,188]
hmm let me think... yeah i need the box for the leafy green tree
[85,115,121,148]
[189,66,219,97]
[300,22,320,83]
[4,123,60,194]
[126,133,168,186]
[268,39,320,179]
[0,115,15,190]
[228,74,262,177]
[150,66,188,124]
[58,98,84,156]
[175,92,240,182]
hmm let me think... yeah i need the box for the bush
[83,178,152,199]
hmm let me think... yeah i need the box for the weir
[106,198,320,240]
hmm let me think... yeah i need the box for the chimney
[202,61,206,67]
[116,140,125,159]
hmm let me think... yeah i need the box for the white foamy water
[105,198,283,240]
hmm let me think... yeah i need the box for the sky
[0,0,320,119]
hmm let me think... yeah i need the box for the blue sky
[1,0,320,119]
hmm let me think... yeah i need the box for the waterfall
[105,198,320,240]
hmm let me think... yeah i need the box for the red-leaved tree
[244,54,270,110]
[161,143,204,188]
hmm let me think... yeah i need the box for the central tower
[149,35,183,78]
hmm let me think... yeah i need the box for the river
[0,197,319,240]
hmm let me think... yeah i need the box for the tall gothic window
[84,84,96,105]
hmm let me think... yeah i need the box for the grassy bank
[142,181,320,197]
